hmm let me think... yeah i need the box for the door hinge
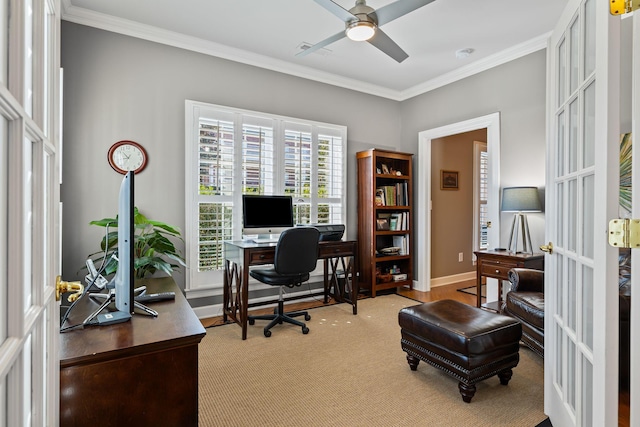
[610,0,640,15]
[608,219,640,248]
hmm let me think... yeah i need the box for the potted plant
[87,207,186,279]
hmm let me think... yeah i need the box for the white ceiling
[62,0,569,101]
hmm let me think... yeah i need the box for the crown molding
[61,3,549,102]
[399,33,550,100]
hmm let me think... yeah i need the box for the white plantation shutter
[242,122,274,194]
[479,150,489,249]
[185,101,347,291]
[317,133,344,224]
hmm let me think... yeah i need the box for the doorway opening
[416,113,501,291]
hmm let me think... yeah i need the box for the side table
[474,250,544,312]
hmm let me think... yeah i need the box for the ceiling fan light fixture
[345,20,376,41]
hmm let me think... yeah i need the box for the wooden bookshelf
[357,149,413,297]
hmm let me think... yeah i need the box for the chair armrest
[508,268,544,293]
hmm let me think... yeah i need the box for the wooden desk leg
[349,255,358,315]
[323,259,330,303]
[476,266,482,308]
[241,265,249,340]
[223,260,230,322]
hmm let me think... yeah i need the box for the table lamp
[501,187,542,254]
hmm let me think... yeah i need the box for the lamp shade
[501,187,542,212]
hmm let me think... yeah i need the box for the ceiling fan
[297,0,436,63]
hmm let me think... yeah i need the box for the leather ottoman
[399,299,522,403]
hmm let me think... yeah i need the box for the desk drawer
[249,251,274,264]
[318,243,355,258]
[480,261,519,279]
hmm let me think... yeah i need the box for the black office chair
[248,227,320,337]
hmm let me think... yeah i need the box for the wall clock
[108,140,148,174]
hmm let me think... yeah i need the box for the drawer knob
[495,269,500,274]
[259,255,265,259]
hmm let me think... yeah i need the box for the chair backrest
[273,227,320,276]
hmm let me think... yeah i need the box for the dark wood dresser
[59,277,205,426]
[474,250,544,312]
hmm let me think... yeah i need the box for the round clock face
[108,140,148,174]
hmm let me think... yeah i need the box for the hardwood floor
[199,279,629,426]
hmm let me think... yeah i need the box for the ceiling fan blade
[313,0,357,22]
[367,28,408,63]
[372,0,436,26]
[296,30,347,58]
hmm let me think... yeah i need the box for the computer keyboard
[251,237,280,244]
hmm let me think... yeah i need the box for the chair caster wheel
[302,326,309,334]
[264,329,272,337]
[248,318,255,325]
[304,314,311,321]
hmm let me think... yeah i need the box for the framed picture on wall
[441,170,459,190]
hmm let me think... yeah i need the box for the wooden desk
[224,239,358,340]
[59,277,205,427]
[474,250,544,312]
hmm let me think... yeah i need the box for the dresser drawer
[318,242,356,258]
[480,260,519,279]
[249,251,274,264]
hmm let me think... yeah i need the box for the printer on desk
[303,224,345,241]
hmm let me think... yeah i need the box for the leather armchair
[503,258,630,392]
[501,268,544,357]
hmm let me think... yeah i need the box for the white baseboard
[430,271,476,287]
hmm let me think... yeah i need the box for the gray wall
[60,22,401,292]
[61,21,547,296]
[400,51,547,280]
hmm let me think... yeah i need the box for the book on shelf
[392,234,409,255]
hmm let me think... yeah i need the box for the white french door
[545,0,621,425]
[0,0,62,425]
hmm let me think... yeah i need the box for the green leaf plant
[87,207,186,280]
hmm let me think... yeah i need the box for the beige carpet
[199,295,546,427]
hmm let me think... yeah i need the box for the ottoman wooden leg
[406,354,420,371]
[498,368,513,385]
[458,382,476,403]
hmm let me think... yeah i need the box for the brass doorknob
[56,275,84,302]
[540,242,553,254]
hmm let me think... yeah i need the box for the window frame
[184,100,347,294]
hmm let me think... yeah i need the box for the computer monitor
[242,195,294,239]
[110,170,135,314]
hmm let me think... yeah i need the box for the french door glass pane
[556,256,564,317]
[558,39,566,108]
[0,374,5,427]
[557,111,566,176]
[582,354,593,427]
[568,258,577,332]
[555,323,564,389]
[582,175,594,258]
[25,0,34,117]
[568,179,577,251]
[583,82,596,168]
[569,17,580,94]
[23,138,33,314]
[557,182,564,247]
[568,338,576,410]
[584,0,595,77]
[582,265,593,350]
[569,100,579,173]
[23,334,32,426]
[0,116,6,344]
[0,0,7,85]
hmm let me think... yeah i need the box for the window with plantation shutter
[473,141,489,260]
[185,101,347,292]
